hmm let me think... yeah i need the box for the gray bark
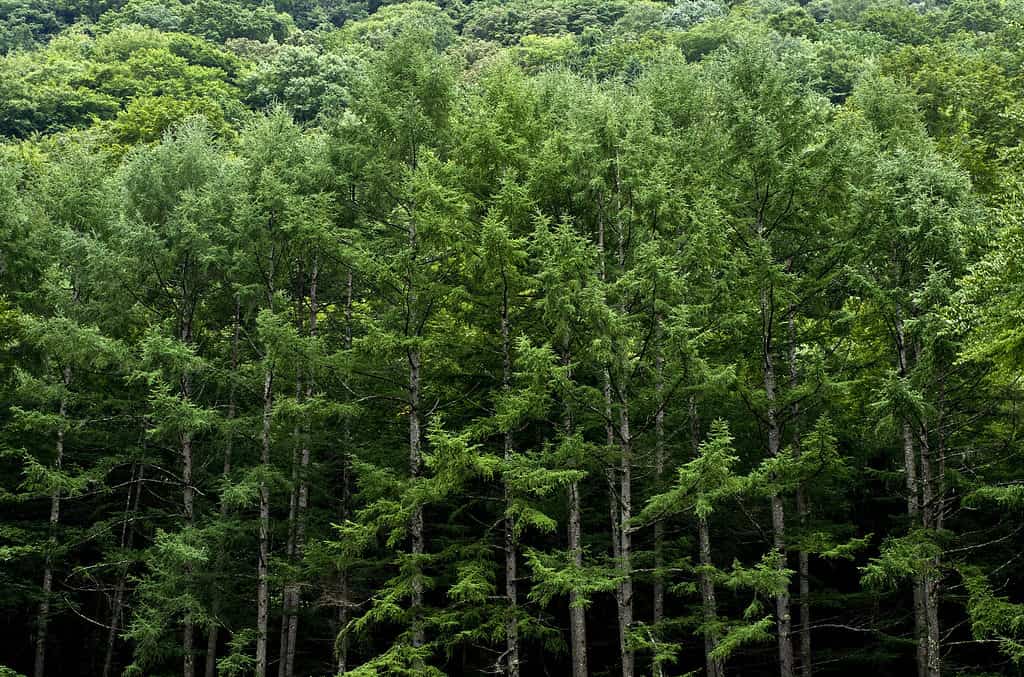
[256,367,273,677]
[180,312,196,677]
[104,462,143,677]
[652,352,665,637]
[34,366,70,677]
[563,346,587,677]
[281,262,317,677]
[501,272,520,677]
[568,480,588,677]
[918,429,940,677]
[337,269,353,675]
[409,345,425,649]
[761,285,794,677]
[691,403,724,677]
[617,397,634,677]
[895,314,928,677]
[787,312,812,677]
[206,298,239,677]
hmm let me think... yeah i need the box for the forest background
[2,0,1024,675]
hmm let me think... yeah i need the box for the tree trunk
[280,267,307,677]
[256,366,273,677]
[906,419,928,677]
[180,311,197,677]
[182,426,196,677]
[283,260,317,677]
[34,366,70,677]
[104,461,144,677]
[691,401,724,677]
[563,344,587,677]
[761,286,794,677]
[787,312,812,677]
[279,407,299,677]
[182,428,195,675]
[206,298,239,677]
[501,272,520,677]
[918,428,940,677]
[568,480,588,677]
[617,397,634,677]
[337,269,353,676]
[698,516,725,677]
[409,345,425,650]
[895,314,928,677]
[652,351,665,677]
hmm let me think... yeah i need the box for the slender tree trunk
[917,428,940,677]
[500,272,520,677]
[182,427,196,677]
[597,208,634,677]
[567,479,587,677]
[797,502,810,677]
[895,314,928,677]
[914,325,940,677]
[698,515,724,677]
[906,419,928,677]
[691,400,724,677]
[256,366,274,677]
[761,286,794,677]
[407,213,426,653]
[280,268,307,677]
[652,350,665,667]
[563,345,588,677]
[180,313,197,677]
[605,374,620,567]
[104,461,144,677]
[104,577,126,677]
[337,269,353,675]
[34,366,70,677]
[280,409,299,677]
[787,312,812,677]
[206,298,239,677]
[282,260,316,677]
[409,345,425,649]
[617,397,634,677]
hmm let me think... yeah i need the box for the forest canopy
[2,0,1024,676]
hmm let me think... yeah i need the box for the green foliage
[962,568,1024,664]
[2,1,1024,676]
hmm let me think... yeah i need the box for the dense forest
[2,0,1023,675]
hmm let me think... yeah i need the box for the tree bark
[691,400,724,677]
[917,428,940,677]
[407,210,426,653]
[567,480,588,677]
[409,345,425,650]
[337,269,353,675]
[563,345,588,677]
[617,397,634,677]
[180,312,196,677]
[182,428,195,677]
[279,400,299,677]
[652,351,665,659]
[279,263,315,677]
[206,297,239,677]
[501,270,520,677]
[285,260,317,677]
[34,366,70,677]
[787,312,812,677]
[761,285,794,677]
[895,314,928,677]
[104,461,144,677]
[256,366,273,677]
